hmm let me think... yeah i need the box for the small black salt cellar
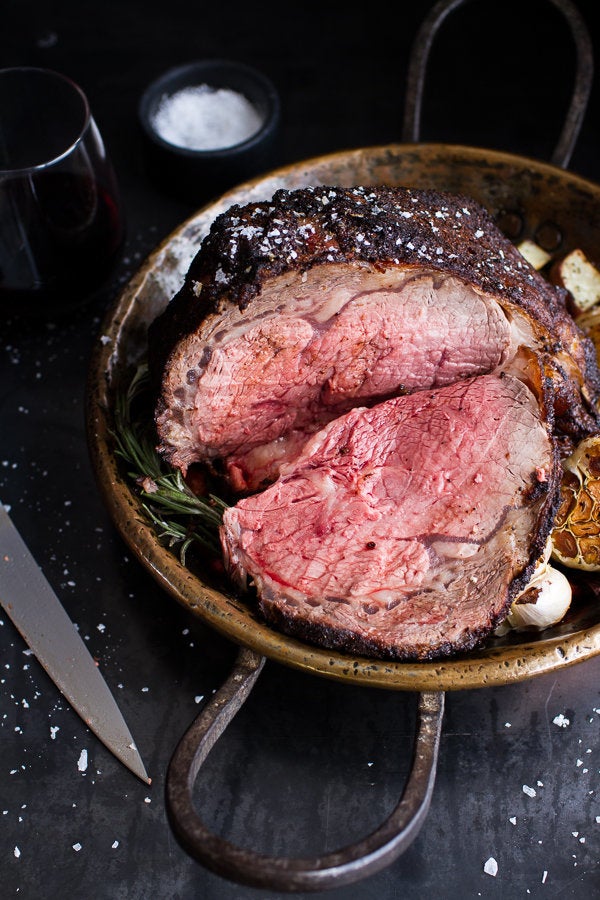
[138,59,281,204]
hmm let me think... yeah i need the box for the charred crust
[510,446,563,601]
[183,184,563,314]
[258,598,497,662]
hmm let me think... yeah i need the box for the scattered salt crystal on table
[553,713,570,728]
[523,785,537,797]
[483,857,498,877]
[72,843,82,852]
[77,749,88,772]
[14,846,20,858]
[152,84,263,151]
[112,840,119,849]
[509,817,517,825]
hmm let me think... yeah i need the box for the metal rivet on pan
[495,210,523,241]
[535,222,563,252]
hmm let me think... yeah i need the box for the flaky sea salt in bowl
[138,59,280,201]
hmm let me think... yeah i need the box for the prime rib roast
[148,185,600,661]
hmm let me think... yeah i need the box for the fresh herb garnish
[111,362,228,564]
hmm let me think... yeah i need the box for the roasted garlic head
[552,435,600,570]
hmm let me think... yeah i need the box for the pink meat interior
[220,373,553,658]
[158,267,521,490]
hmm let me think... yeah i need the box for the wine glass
[0,66,124,317]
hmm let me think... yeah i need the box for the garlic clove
[496,564,572,635]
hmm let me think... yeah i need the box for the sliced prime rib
[220,372,557,660]
[148,184,600,660]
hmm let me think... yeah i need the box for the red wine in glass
[0,67,124,317]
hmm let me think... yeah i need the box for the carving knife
[0,502,150,784]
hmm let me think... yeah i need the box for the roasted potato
[550,248,600,314]
[517,239,551,271]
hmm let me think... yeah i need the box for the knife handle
[166,645,445,891]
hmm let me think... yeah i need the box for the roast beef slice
[221,373,559,661]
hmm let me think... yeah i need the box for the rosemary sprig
[111,361,228,564]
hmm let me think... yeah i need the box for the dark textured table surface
[2,1,600,897]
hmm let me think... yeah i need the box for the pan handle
[166,645,445,892]
[402,0,593,169]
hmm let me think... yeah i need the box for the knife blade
[0,502,150,784]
